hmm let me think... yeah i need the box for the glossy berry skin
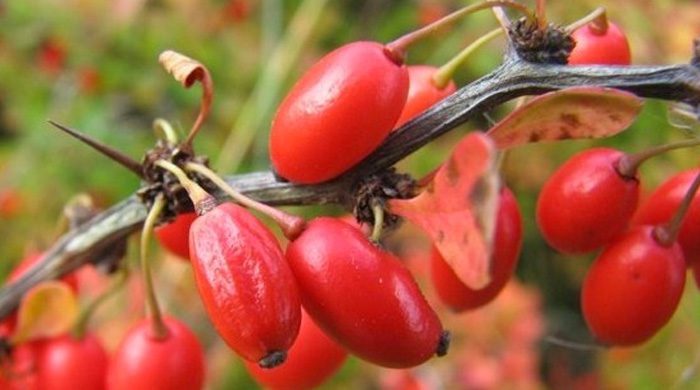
[269,41,409,184]
[245,309,347,390]
[568,22,631,65]
[189,203,300,366]
[36,333,108,390]
[395,65,456,128]
[430,187,522,311]
[582,226,686,346]
[107,317,205,390]
[286,217,446,368]
[536,148,639,254]
[155,212,198,260]
[634,168,700,265]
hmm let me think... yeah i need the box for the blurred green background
[1,0,700,388]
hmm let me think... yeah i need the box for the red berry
[536,148,640,254]
[223,0,252,22]
[581,226,685,346]
[36,333,108,390]
[568,21,631,65]
[430,187,522,311]
[634,168,700,265]
[0,188,22,217]
[155,212,198,260]
[189,203,300,367]
[37,38,66,76]
[245,309,347,390]
[269,41,409,184]
[395,65,456,128]
[0,341,42,390]
[107,317,205,390]
[286,217,447,368]
[78,67,102,95]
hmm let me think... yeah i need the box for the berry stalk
[654,170,700,247]
[370,199,385,243]
[432,27,503,89]
[566,7,607,33]
[73,266,128,339]
[140,194,169,339]
[185,162,306,240]
[616,137,700,178]
[153,118,179,146]
[535,0,547,29]
[154,160,217,215]
[385,0,534,60]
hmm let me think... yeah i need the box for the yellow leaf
[11,281,78,344]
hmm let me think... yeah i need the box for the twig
[0,51,698,319]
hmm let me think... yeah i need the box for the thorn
[48,120,144,178]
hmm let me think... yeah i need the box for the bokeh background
[1,0,700,388]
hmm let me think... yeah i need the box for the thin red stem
[185,162,306,240]
[182,73,213,151]
[535,0,547,29]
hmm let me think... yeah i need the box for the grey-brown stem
[0,52,698,319]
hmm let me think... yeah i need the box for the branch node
[352,168,416,232]
[508,17,575,64]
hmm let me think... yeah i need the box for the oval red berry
[286,217,446,368]
[269,41,409,184]
[189,203,301,366]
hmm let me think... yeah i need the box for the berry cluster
[2,1,695,389]
[536,145,699,346]
[143,7,537,385]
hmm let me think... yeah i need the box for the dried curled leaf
[158,50,210,88]
[158,50,213,146]
[487,87,643,149]
[11,281,78,344]
[389,132,500,290]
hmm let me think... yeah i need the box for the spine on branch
[0,45,699,320]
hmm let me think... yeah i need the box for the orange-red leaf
[11,281,78,344]
[487,87,643,149]
[389,132,500,289]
